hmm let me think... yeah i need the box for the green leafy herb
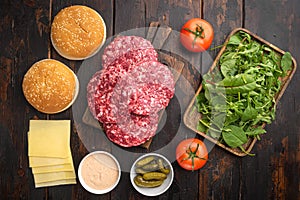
[241,104,258,122]
[222,125,247,148]
[281,52,292,76]
[220,59,236,77]
[227,34,242,45]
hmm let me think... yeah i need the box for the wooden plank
[146,21,160,42]
[114,0,146,34]
[48,1,80,199]
[152,25,172,49]
[0,0,50,199]
[201,1,243,200]
[244,1,300,200]
[48,1,113,199]
[143,1,203,199]
[106,1,147,199]
[203,0,243,55]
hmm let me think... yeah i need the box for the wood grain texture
[244,1,300,200]
[0,0,299,199]
[0,0,50,199]
[199,1,243,200]
[48,1,114,199]
[143,1,204,200]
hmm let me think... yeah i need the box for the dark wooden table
[1,0,299,199]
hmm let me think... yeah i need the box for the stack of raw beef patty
[87,36,175,147]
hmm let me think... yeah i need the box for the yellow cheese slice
[27,120,77,187]
[32,163,74,174]
[29,155,72,167]
[33,171,76,184]
[28,120,70,158]
[28,129,73,167]
[35,178,76,188]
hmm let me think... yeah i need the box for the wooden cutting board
[82,22,185,149]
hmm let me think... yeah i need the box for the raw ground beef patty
[103,114,159,147]
[102,35,157,68]
[87,35,175,147]
[111,60,175,116]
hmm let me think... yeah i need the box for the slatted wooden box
[183,28,297,156]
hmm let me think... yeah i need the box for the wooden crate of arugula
[183,28,297,156]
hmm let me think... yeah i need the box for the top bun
[51,5,106,60]
[22,59,78,114]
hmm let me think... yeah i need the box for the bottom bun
[22,59,79,114]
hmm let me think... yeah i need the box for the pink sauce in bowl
[78,151,121,194]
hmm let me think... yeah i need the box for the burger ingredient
[133,155,171,188]
[22,59,76,114]
[158,158,170,174]
[176,138,208,171]
[134,175,163,188]
[135,168,148,175]
[102,35,157,68]
[80,153,119,190]
[28,120,76,187]
[142,172,167,181]
[135,156,155,167]
[196,30,293,153]
[141,162,159,171]
[180,18,214,52]
[103,114,159,147]
[87,36,175,147]
[51,5,106,60]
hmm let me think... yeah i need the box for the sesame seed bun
[51,5,106,60]
[22,59,79,114]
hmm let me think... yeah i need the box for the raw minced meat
[87,36,175,147]
[102,35,157,68]
[111,60,175,116]
[103,114,159,147]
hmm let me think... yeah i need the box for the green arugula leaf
[220,74,255,87]
[220,59,237,77]
[245,126,266,136]
[224,81,258,94]
[197,121,207,132]
[227,34,242,45]
[241,104,258,122]
[222,125,248,148]
[281,52,292,74]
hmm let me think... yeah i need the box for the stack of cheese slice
[28,120,76,188]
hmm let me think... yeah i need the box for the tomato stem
[181,143,206,171]
[183,23,205,48]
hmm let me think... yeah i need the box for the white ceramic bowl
[130,153,174,197]
[78,151,121,194]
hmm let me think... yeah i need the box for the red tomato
[180,18,214,52]
[176,138,208,171]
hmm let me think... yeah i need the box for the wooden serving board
[82,22,184,149]
[183,28,297,156]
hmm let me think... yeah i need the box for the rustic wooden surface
[0,0,299,199]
